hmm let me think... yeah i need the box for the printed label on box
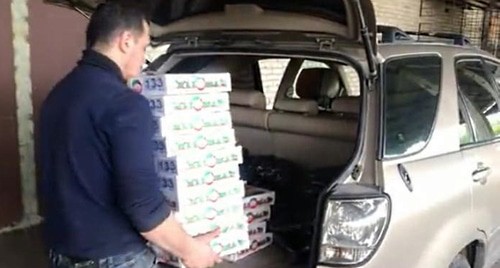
[244,185,275,211]
[128,73,232,97]
[246,205,271,224]
[152,129,236,157]
[248,221,267,237]
[152,112,232,137]
[161,180,245,211]
[210,230,250,256]
[181,215,248,237]
[155,158,178,174]
[175,200,244,226]
[147,93,230,116]
[155,146,243,175]
[225,233,273,262]
[161,231,249,267]
[158,163,240,190]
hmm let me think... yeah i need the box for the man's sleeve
[101,91,170,232]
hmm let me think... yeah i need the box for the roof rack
[405,31,472,46]
[376,25,414,43]
[376,24,473,46]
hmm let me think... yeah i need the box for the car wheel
[449,253,471,268]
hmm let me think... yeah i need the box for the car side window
[288,60,330,99]
[456,60,500,141]
[484,61,500,88]
[458,94,475,146]
[258,58,290,109]
[383,55,441,158]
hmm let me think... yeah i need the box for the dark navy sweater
[38,49,170,259]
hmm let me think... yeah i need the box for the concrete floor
[0,226,48,268]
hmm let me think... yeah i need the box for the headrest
[331,97,360,114]
[296,68,341,100]
[230,90,266,109]
[274,99,319,115]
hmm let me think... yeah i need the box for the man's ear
[117,30,135,54]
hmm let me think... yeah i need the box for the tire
[449,253,471,268]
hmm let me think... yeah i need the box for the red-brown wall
[29,0,87,121]
[29,0,88,217]
[0,0,23,228]
[0,0,87,229]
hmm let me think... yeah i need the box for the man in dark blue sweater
[38,3,220,268]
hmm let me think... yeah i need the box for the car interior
[150,53,362,267]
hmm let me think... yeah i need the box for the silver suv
[48,0,500,267]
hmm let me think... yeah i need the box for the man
[38,2,221,268]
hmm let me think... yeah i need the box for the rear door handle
[472,163,491,185]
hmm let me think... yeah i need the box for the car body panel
[44,0,377,51]
[355,44,500,268]
[462,144,500,268]
[456,56,500,268]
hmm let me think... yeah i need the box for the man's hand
[182,229,223,268]
[141,214,223,268]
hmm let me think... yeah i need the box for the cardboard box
[224,233,273,262]
[246,205,272,225]
[244,185,275,211]
[147,93,230,116]
[210,230,250,256]
[174,199,245,234]
[181,215,248,237]
[152,112,232,137]
[248,221,267,237]
[161,179,245,211]
[163,231,250,268]
[128,73,232,97]
[198,216,248,236]
[158,163,240,191]
[155,146,243,175]
[152,129,236,157]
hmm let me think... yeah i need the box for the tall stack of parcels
[229,185,275,261]
[128,72,275,265]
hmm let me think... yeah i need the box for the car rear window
[383,55,442,158]
[152,0,348,26]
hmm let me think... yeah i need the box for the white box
[244,185,275,211]
[248,221,267,237]
[246,205,272,225]
[128,73,232,97]
[150,218,249,267]
[224,233,273,262]
[155,146,243,175]
[181,215,248,237]
[174,199,245,234]
[164,231,250,267]
[152,129,236,157]
[210,230,250,256]
[147,93,230,116]
[160,179,245,211]
[152,112,232,137]
[158,163,240,191]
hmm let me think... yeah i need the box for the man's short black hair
[86,2,149,48]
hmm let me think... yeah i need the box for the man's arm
[102,92,169,232]
[141,213,220,260]
[101,91,220,267]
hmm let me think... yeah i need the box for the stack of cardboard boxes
[128,73,250,265]
[225,185,275,261]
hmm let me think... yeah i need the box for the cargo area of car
[155,52,362,267]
